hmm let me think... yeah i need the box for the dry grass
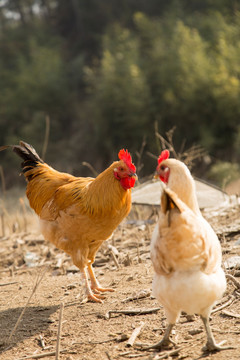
[0,187,38,237]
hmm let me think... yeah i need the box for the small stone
[138,224,146,231]
[67,284,77,290]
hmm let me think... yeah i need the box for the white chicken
[149,150,229,351]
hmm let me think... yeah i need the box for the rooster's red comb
[118,149,136,172]
[158,149,170,165]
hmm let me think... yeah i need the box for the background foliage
[0,0,240,186]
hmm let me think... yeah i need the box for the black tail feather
[0,141,44,175]
[14,141,43,163]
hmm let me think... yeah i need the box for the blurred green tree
[1,0,240,185]
[85,24,151,164]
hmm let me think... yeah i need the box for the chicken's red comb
[158,149,170,165]
[118,149,136,172]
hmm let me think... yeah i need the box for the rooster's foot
[92,286,115,293]
[87,292,105,303]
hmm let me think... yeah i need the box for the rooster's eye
[120,167,124,171]
[160,165,165,170]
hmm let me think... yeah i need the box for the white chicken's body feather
[152,267,226,320]
[152,231,226,323]
[151,205,226,324]
[153,267,226,314]
[148,156,229,351]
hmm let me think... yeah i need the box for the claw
[201,315,234,352]
[141,336,175,351]
[92,286,115,293]
[203,340,235,352]
[93,292,105,299]
[139,324,175,351]
[141,340,171,351]
[87,292,104,303]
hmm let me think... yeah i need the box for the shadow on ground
[0,305,59,354]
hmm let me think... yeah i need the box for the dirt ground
[0,201,240,360]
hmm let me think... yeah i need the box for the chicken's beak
[130,172,138,180]
[154,173,159,179]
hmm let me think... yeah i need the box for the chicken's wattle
[160,170,169,184]
[120,176,136,190]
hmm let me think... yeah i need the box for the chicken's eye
[119,167,124,171]
[160,165,165,170]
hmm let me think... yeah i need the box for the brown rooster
[1,142,137,302]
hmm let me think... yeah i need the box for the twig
[105,307,160,319]
[105,352,113,360]
[110,249,120,269]
[155,130,177,158]
[72,334,129,345]
[211,296,234,314]
[222,310,240,318]
[153,347,182,360]
[56,302,64,360]
[127,322,145,347]
[214,295,228,306]
[146,151,158,161]
[135,136,146,174]
[7,266,48,344]
[153,125,205,169]
[0,165,6,198]
[119,353,147,358]
[154,121,162,155]
[1,212,5,237]
[73,339,113,345]
[226,273,240,289]
[0,281,18,287]
[122,290,151,303]
[39,335,46,349]
[15,349,67,360]
[42,114,50,161]
[19,198,27,233]
[137,239,141,264]
[82,162,98,177]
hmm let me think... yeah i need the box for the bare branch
[226,274,240,290]
[56,302,64,360]
[7,266,48,344]
[126,321,145,347]
[42,115,50,161]
[154,126,206,170]
[135,136,146,175]
[82,162,98,177]
[15,349,68,360]
[105,307,160,319]
[211,295,234,314]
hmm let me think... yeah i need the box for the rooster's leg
[201,316,233,351]
[88,263,115,293]
[81,268,104,303]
